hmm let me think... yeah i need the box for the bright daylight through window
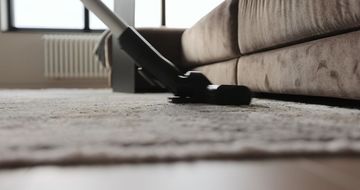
[13,0,85,29]
[10,0,223,30]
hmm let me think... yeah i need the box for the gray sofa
[178,0,360,100]
[109,0,360,99]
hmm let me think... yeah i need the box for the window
[12,0,85,29]
[8,0,114,31]
[6,0,223,31]
[135,0,162,27]
[134,0,223,28]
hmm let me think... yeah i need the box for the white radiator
[43,34,109,79]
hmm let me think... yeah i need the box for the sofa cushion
[194,59,238,85]
[237,30,360,100]
[238,0,360,54]
[182,0,240,67]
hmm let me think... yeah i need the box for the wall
[0,1,108,88]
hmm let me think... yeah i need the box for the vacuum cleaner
[80,0,252,105]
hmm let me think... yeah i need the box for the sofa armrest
[182,0,240,67]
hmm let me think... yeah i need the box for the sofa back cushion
[238,0,360,54]
[181,0,240,67]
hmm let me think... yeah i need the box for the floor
[0,158,360,190]
[1,89,360,189]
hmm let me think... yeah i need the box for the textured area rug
[0,89,360,168]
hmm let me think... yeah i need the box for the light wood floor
[0,158,359,190]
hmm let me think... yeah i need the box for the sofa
[110,0,360,100]
[185,0,360,100]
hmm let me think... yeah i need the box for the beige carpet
[0,89,360,168]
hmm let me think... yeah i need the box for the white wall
[0,1,108,88]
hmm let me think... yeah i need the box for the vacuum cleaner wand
[80,0,252,105]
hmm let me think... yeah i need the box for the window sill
[4,27,106,33]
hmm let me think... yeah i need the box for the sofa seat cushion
[194,59,238,85]
[237,30,360,100]
[238,0,360,54]
[182,0,240,67]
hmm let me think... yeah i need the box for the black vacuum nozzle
[169,85,252,105]
[207,85,252,105]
